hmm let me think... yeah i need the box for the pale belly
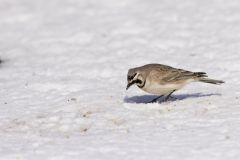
[140,81,188,95]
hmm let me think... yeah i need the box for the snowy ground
[0,0,240,159]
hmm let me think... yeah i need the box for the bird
[126,64,224,103]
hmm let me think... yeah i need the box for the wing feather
[148,65,207,84]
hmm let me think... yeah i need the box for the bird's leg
[164,90,176,102]
[149,95,164,103]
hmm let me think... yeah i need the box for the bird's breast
[140,80,185,95]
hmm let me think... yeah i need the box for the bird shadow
[124,93,221,104]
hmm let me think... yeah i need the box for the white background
[0,0,239,159]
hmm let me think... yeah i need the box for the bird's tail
[193,72,224,85]
[198,78,225,85]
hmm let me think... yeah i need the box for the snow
[0,0,240,159]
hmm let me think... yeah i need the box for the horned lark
[126,64,224,103]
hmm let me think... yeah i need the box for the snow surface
[0,0,240,159]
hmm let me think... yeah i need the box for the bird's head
[126,68,145,90]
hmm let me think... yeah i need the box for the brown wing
[148,65,207,84]
[162,69,196,81]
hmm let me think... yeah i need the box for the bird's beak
[126,81,135,90]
